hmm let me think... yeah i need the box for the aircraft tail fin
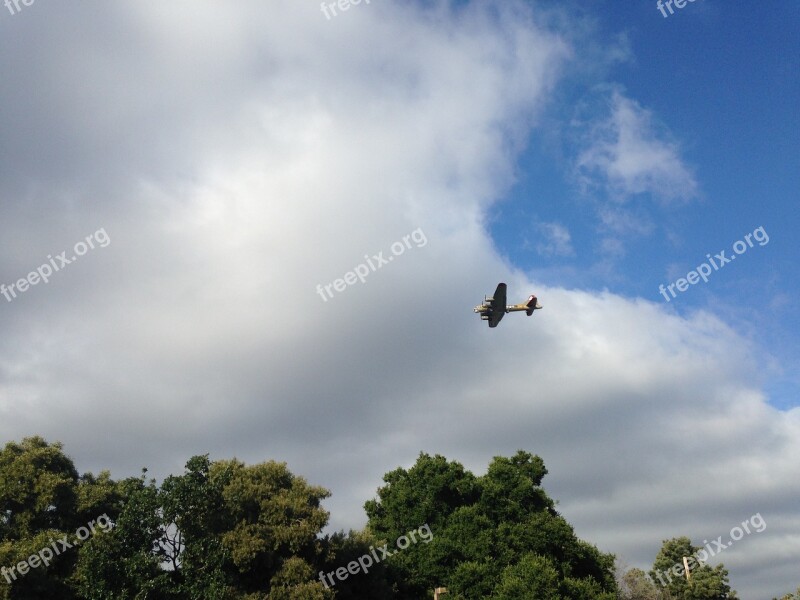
[525,295,542,316]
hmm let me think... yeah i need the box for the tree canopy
[364,450,616,599]
[0,437,782,599]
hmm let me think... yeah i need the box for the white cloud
[576,90,699,203]
[535,221,575,256]
[598,205,654,236]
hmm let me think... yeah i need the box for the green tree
[365,450,617,599]
[773,588,800,600]
[160,455,332,599]
[365,452,481,597]
[446,560,495,600]
[617,566,664,600]
[74,454,336,599]
[650,537,738,600]
[318,528,394,599]
[0,437,80,540]
[74,472,173,599]
[0,437,118,600]
[491,553,561,600]
[159,455,235,598]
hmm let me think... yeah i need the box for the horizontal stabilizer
[525,295,542,316]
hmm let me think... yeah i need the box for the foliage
[74,472,172,599]
[650,537,738,600]
[1,438,334,599]
[1,438,764,599]
[365,450,617,599]
[0,437,80,540]
[0,437,117,600]
[491,553,561,600]
[617,566,664,600]
[318,528,394,599]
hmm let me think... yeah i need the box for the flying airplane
[474,282,542,328]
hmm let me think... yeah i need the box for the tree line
[0,437,794,599]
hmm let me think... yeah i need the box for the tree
[365,452,481,597]
[0,437,80,540]
[491,553,561,600]
[365,450,617,599]
[317,528,395,599]
[773,588,800,600]
[0,437,118,600]
[616,566,664,600]
[161,455,332,598]
[650,537,738,600]
[73,472,173,599]
[75,453,336,599]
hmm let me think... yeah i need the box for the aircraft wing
[488,282,507,328]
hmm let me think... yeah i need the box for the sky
[0,1,798,598]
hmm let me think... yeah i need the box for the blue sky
[492,0,800,408]
[1,2,798,597]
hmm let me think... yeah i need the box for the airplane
[474,282,542,328]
